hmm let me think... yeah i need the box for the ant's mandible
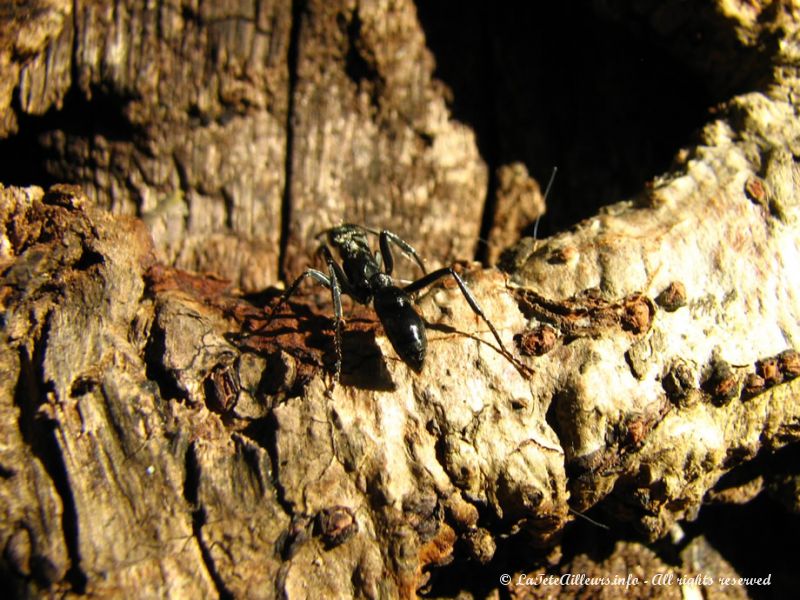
[264,224,523,381]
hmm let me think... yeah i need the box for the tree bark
[1,1,800,599]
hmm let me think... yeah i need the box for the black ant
[264,224,525,381]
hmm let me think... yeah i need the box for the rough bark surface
[3,0,296,291]
[0,0,487,291]
[1,1,800,599]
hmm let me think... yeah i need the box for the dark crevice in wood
[183,442,235,600]
[142,318,189,403]
[342,9,376,87]
[278,0,305,282]
[73,247,104,271]
[171,153,192,229]
[256,412,294,518]
[15,340,87,593]
[221,188,235,231]
[233,434,268,497]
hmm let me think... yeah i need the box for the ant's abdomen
[373,288,427,372]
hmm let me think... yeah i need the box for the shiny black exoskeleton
[265,224,515,381]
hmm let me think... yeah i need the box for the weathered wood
[2,0,293,290]
[2,1,800,599]
[0,0,488,291]
[281,0,487,278]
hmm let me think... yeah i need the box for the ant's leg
[265,251,347,381]
[265,268,332,325]
[319,247,345,381]
[403,267,516,364]
[317,244,358,299]
[364,227,427,275]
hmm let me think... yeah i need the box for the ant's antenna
[532,166,558,242]
[568,506,610,530]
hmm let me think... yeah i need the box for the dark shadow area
[682,494,800,600]
[339,327,396,390]
[232,297,396,392]
[0,86,137,190]
[683,443,800,600]
[421,505,612,598]
[415,1,720,254]
[143,320,191,404]
[424,487,799,599]
[423,443,800,598]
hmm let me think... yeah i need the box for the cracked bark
[1,1,800,599]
